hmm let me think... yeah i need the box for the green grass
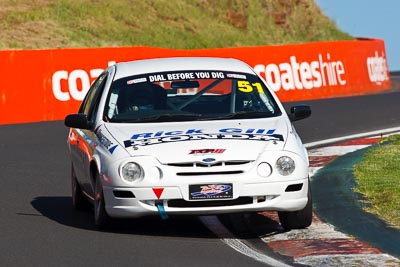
[0,0,353,50]
[354,135,400,228]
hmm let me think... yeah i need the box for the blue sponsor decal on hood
[108,145,118,154]
[124,133,283,148]
[130,128,276,140]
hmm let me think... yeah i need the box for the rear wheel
[278,180,313,230]
[94,172,111,229]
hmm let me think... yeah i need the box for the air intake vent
[285,183,303,192]
[168,197,253,208]
[113,190,136,198]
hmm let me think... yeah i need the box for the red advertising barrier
[0,38,390,124]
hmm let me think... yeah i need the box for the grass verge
[0,0,353,50]
[353,135,400,228]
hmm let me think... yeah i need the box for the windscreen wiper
[122,113,203,122]
[207,111,276,120]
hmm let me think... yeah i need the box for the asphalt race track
[285,89,400,144]
[1,88,399,266]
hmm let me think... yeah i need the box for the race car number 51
[237,81,265,94]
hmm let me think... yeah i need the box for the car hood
[105,118,289,164]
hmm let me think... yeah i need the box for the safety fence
[0,38,390,124]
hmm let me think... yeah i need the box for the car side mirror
[64,114,93,130]
[289,105,311,122]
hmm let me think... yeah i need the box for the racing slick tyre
[71,166,90,211]
[94,173,111,229]
[278,180,312,230]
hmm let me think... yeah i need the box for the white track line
[305,126,400,148]
[199,216,292,267]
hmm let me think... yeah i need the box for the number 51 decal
[237,81,265,94]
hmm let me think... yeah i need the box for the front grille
[176,170,243,176]
[167,160,251,168]
[168,197,253,208]
[167,160,252,176]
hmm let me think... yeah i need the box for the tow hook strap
[156,202,168,220]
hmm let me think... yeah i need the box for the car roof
[113,57,255,80]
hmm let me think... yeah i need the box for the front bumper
[103,178,309,218]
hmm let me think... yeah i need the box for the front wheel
[278,181,313,230]
[94,173,111,229]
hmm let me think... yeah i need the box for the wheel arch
[89,156,101,186]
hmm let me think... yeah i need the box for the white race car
[65,57,312,230]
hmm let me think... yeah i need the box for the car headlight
[276,156,295,176]
[120,162,144,183]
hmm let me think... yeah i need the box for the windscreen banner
[0,38,390,124]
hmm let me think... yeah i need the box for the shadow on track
[31,196,217,238]
[31,196,281,240]
[31,196,284,240]
[219,212,285,239]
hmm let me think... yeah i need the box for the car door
[72,72,108,196]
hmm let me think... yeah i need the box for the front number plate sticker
[189,184,233,200]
